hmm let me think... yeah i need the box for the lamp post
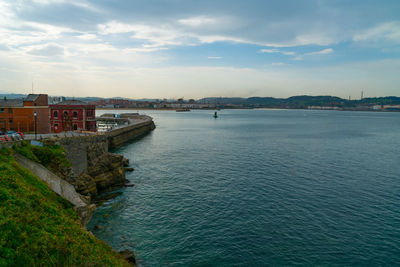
[34,111,37,140]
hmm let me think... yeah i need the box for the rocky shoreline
[16,116,156,265]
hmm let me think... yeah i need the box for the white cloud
[260,48,295,56]
[98,21,183,47]
[282,51,296,56]
[293,55,303,61]
[0,21,73,48]
[178,16,217,27]
[77,33,98,40]
[26,43,65,56]
[307,48,333,55]
[294,34,338,46]
[31,0,102,13]
[208,56,222,59]
[290,48,333,61]
[260,49,280,53]
[271,62,286,66]
[353,21,400,43]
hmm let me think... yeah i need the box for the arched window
[64,111,68,117]
[73,124,78,130]
[73,111,78,119]
[54,111,58,118]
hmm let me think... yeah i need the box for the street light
[34,111,37,140]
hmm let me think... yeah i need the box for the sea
[90,109,400,267]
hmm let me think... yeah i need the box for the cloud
[260,48,296,56]
[289,48,333,61]
[260,49,280,53]
[77,33,98,40]
[353,21,400,44]
[0,0,399,98]
[98,21,184,48]
[26,43,65,56]
[271,62,286,66]
[178,16,217,27]
[307,48,333,55]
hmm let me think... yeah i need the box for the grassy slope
[0,148,131,266]
[14,141,71,172]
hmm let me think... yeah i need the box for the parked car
[0,131,4,136]
[0,136,6,142]
[3,135,12,142]
[6,131,21,141]
[16,132,25,139]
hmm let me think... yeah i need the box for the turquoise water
[90,109,400,266]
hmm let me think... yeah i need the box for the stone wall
[59,135,108,176]
[14,153,95,226]
[37,116,155,200]
[106,117,155,149]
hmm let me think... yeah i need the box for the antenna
[31,80,34,94]
[361,91,364,100]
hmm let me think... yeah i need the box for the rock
[125,184,135,187]
[93,192,123,205]
[75,172,98,198]
[124,167,134,172]
[94,225,102,230]
[122,158,130,167]
[76,204,97,227]
[119,249,136,264]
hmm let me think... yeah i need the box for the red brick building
[0,94,50,133]
[49,100,96,133]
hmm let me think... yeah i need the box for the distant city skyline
[0,0,399,98]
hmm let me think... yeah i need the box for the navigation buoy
[213,111,218,118]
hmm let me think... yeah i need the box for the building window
[54,111,58,118]
[0,108,4,113]
[9,119,13,124]
[64,111,68,116]
[73,124,78,130]
[54,123,58,130]
[73,111,78,119]
[8,108,12,114]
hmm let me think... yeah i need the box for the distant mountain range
[0,93,27,99]
[198,96,400,108]
[1,92,399,108]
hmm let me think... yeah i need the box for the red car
[0,136,6,142]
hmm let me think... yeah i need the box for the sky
[0,0,399,99]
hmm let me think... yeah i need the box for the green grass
[14,141,71,168]
[0,148,132,266]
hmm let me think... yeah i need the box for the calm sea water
[90,109,400,266]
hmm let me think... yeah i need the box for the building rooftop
[24,94,41,101]
[53,99,89,105]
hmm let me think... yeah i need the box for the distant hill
[197,95,400,108]
[0,93,26,99]
[1,93,399,108]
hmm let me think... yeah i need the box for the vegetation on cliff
[0,148,131,266]
[14,141,71,173]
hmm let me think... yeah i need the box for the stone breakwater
[58,116,156,201]
[58,135,128,200]
[103,115,156,149]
